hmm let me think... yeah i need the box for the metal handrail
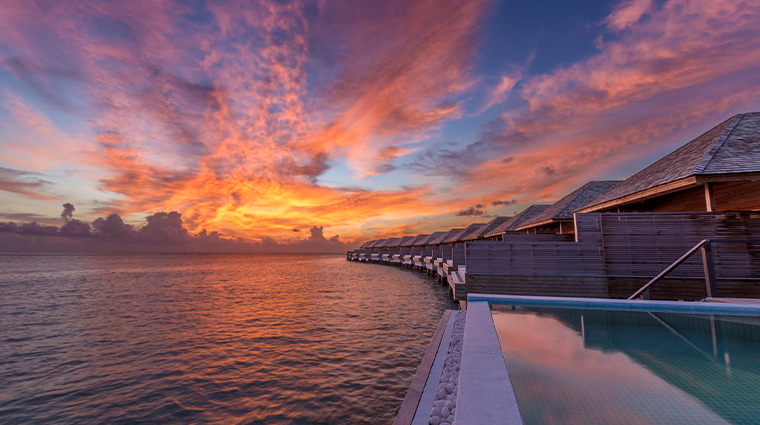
[628,238,760,300]
[629,239,711,300]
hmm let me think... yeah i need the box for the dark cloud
[455,207,485,216]
[0,222,20,233]
[492,199,517,206]
[0,205,355,253]
[280,153,331,182]
[19,222,60,236]
[59,219,91,237]
[139,211,191,243]
[309,225,326,241]
[61,203,75,220]
[92,214,137,240]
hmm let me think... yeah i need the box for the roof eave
[515,217,570,231]
[577,176,698,213]
[695,172,760,183]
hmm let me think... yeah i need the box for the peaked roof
[445,223,484,243]
[517,181,621,229]
[424,231,449,245]
[582,112,760,211]
[413,233,441,246]
[382,237,402,247]
[360,240,374,248]
[461,216,511,241]
[369,238,386,248]
[484,205,551,237]
[441,227,468,244]
[407,234,431,246]
[397,236,416,247]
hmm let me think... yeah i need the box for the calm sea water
[0,254,455,424]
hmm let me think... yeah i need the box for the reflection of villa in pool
[492,304,760,425]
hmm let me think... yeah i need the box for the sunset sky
[2,0,760,248]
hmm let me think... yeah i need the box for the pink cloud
[435,0,760,204]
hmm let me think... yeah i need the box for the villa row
[348,112,760,302]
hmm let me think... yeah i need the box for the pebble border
[428,312,465,425]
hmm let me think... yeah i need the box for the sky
[1,0,760,251]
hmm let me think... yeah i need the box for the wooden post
[704,183,716,212]
[701,241,718,297]
[573,213,579,242]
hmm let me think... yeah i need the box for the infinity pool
[491,303,760,425]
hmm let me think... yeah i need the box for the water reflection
[0,254,455,424]
[492,306,760,425]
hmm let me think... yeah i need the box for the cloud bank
[0,204,353,253]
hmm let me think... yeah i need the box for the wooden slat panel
[589,212,760,279]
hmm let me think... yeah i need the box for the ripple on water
[0,253,455,424]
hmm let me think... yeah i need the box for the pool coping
[468,294,760,316]
[456,300,524,425]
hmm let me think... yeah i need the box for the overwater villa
[578,112,760,214]
[349,113,760,425]
[515,180,621,234]
[481,204,551,240]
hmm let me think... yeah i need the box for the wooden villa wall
[464,238,607,298]
[465,240,604,277]
[452,243,466,265]
[575,212,760,279]
[617,186,707,212]
[463,212,760,300]
[605,181,760,213]
[714,180,760,211]
[578,212,760,299]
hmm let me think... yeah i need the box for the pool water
[491,305,760,425]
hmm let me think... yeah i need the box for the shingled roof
[517,181,621,230]
[580,112,760,211]
[369,239,386,248]
[427,230,456,245]
[441,227,473,243]
[484,205,551,237]
[407,234,431,246]
[461,217,511,241]
[445,223,485,243]
[382,237,402,247]
[418,231,446,246]
[397,235,417,247]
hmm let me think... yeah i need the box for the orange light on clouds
[1,0,759,246]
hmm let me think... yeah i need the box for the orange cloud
[2,0,760,245]
[0,0,490,242]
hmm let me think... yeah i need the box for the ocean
[0,253,455,424]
